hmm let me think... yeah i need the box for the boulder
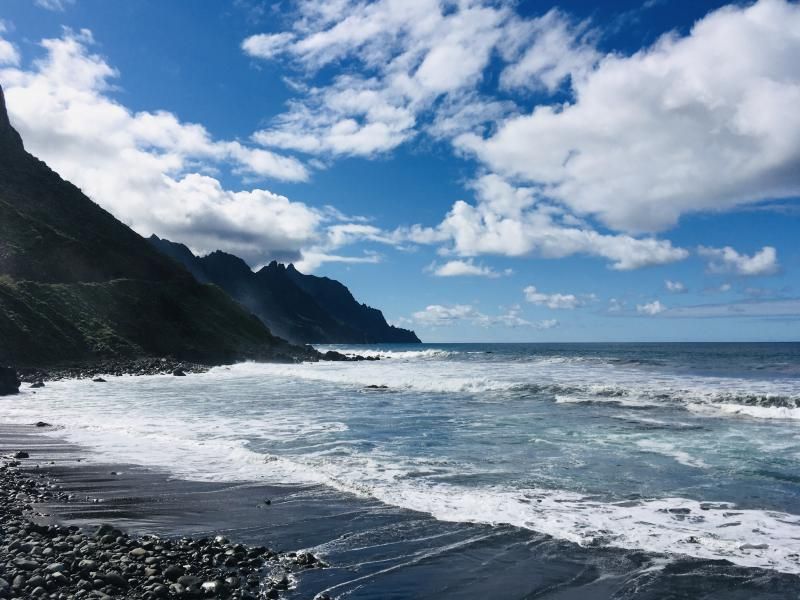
[0,366,20,396]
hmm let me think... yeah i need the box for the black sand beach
[3,422,799,599]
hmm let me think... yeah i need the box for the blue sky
[1,0,798,342]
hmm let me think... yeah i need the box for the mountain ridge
[0,84,315,367]
[149,236,421,345]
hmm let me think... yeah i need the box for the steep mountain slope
[0,85,312,366]
[149,236,421,345]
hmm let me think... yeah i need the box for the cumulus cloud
[458,0,800,233]
[246,0,800,244]
[411,304,557,329]
[427,259,508,278]
[698,245,779,276]
[0,29,381,270]
[665,280,687,293]
[240,1,800,272]
[397,174,688,270]
[523,286,587,310]
[637,300,667,316]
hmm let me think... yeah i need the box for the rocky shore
[0,452,328,599]
[15,359,211,385]
[7,350,377,386]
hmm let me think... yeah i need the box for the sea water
[4,343,800,584]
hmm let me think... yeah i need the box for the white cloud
[533,318,559,330]
[293,250,381,273]
[428,259,507,278]
[246,2,800,274]
[242,32,296,59]
[238,1,797,275]
[244,1,598,159]
[697,245,779,276]
[523,286,585,310]
[498,9,599,93]
[608,298,625,313]
[457,0,800,233]
[637,300,667,316]
[410,304,557,329]
[665,280,687,293]
[0,22,20,66]
[0,29,381,270]
[398,174,687,270]
[34,0,75,11]
[412,304,481,326]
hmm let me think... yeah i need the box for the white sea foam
[3,352,800,575]
[635,439,709,469]
[16,403,799,573]
[315,347,456,360]
[220,358,800,420]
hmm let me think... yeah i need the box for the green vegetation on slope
[0,84,310,367]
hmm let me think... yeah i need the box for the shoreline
[9,350,380,385]
[4,363,800,599]
[0,424,328,599]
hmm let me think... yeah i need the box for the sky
[0,0,799,342]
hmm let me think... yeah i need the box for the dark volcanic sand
[2,424,798,599]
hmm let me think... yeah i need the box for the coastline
[3,416,799,599]
[9,350,379,385]
[0,423,328,599]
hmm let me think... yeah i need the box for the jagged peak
[0,84,9,128]
[0,84,24,149]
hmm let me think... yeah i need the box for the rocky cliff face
[0,84,313,367]
[149,236,421,345]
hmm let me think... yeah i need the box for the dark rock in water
[365,384,389,390]
[13,451,29,459]
[34,421,50,427]
[0,366,21,395]
[668,507,691,514]
[30,380,45,388]
[172,368,186,376]
[92,377,107,383]
[323,350,349,361]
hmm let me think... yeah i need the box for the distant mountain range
[0,84,314,366]
[149,236,420,345]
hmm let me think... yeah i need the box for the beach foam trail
[5,343,800,575]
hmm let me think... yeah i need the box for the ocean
[5,342,800,598]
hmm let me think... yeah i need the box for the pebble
[0,452,327,599]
